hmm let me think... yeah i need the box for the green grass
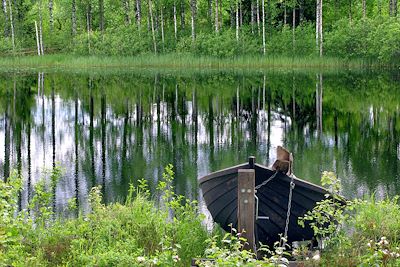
[319,197,400,266]
[0,53,382,72]
[1,167,400,266]
[0,167,214,266]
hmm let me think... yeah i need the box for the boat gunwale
[199,162,331,196]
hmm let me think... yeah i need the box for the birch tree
[190,0,196,41]
[149,0,157,53]
[8,0,14,52]
[262,0,265,55]
[124,0,131,24]
[2,0,8,37]
[72,0,77,36]
[316,0,323,57]
[136,0,142,30]
[173,1,177,39]
[49,0,54,31]
[236,0,239,41]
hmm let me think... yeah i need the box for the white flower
[136,256,146,263]
[172,255,180,262]
[312,254,320,261]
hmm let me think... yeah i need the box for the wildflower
[136,256,146,263]
[172,255,180,262]
[312,253,320,261]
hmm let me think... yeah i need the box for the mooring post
[237,169,256,252]
[248,156,255,169]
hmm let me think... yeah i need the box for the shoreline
[0,53,394,72]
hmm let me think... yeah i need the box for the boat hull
[199,162,329,247]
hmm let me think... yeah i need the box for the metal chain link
[280,174,296,248]
[255,171,278,190]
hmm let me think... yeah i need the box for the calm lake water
[0,69,399,213]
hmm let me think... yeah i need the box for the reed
[0,53,383,72]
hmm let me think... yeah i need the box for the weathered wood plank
[237,169,255,252]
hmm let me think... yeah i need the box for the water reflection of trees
[0,71,399,211]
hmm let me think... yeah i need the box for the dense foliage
[0,0,398,63]
[1,165,400,266]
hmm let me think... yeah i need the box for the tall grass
[0,53,381,72]
[0,167,213,266]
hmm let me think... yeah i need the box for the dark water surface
[0,70,399,213]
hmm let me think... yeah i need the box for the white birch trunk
[319,0,323,57]
[160,7,165,46]
[236,1,239,41]
[149,0,157,54]
[136,0,141,31]
[39,0,44,55]
[190,0,196,41]
[262,0,265,55]
[251,1,254,34]
[35,21,41,55]
[2,0,8,37]
[173,2,177,39]
[315,0,319,53]
[292,4,295,54]
[256,0,260,35]
[7,0,14,52]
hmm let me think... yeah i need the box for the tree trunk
[72,0,77,36]
[262,0,265,55]
[173,2,177,39]
[208,0,212,26]
[8,0,14,51]
[160,6,164,46]
[39,0,44,55]
[190,0,196,41]
[49,0,54,31]
[319,0,323,57]
[123,0,131,24]
[2,0,8,37]
[251,0,254,34]
[99,0,104,33]
[236,1,239,41]
[316,0,319,53]
[136,0,141,30]
[292,5,295,55]
[362,0,366,18]
[215,0,218,32]
[180,0,185,29]
[256,0,260,35]
[35,20,40,55]
[283,0,286,25]
[149,0,157,53]
[239,1,242,26]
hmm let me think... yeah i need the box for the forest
[0,0,399,63]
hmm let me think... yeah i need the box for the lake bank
[1,168,399,266]
[0,54,389,72]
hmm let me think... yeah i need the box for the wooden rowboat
[199,147,331,247]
